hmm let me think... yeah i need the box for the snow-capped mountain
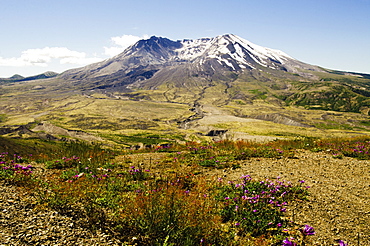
[60,34,323,90]
[175,34,292,70]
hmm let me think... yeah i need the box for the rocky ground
[1,150,369,245]
[216,149,370,245]
[0,183,122,246]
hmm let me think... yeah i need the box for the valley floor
[1,150,369,245]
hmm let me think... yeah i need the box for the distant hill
[0,71,58,84]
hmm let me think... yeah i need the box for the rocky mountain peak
[130,36,182,56]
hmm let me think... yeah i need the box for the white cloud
[0,34,149,74]
[0,47,104,67]
[60,56,103,65]
[103,46,126,58]
[104,34,149,57]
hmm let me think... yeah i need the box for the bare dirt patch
[32,121,103,142]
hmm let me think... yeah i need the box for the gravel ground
[1,150,369,245]
[217,149,370,246]
[0,182,121,246]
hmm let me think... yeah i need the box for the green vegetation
[0,114,7,122]
[106,133,181,146]
[314,121,354,130]
[360,120,370,127]
[285,85,370,113]
[249,89,268,100]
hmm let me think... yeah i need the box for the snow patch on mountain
[173,34,294,71]
[175,38,212,60]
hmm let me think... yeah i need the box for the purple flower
[301,224,315,235]
[338,240,348,246]
[282,238,297,246]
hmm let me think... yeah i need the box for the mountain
[9,74,25,80]
[60,34,323,90]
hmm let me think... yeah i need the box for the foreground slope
[1,147,369,245]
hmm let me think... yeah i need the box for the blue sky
[1,0,369,77]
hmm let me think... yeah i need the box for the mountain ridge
[0,71,58,84]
